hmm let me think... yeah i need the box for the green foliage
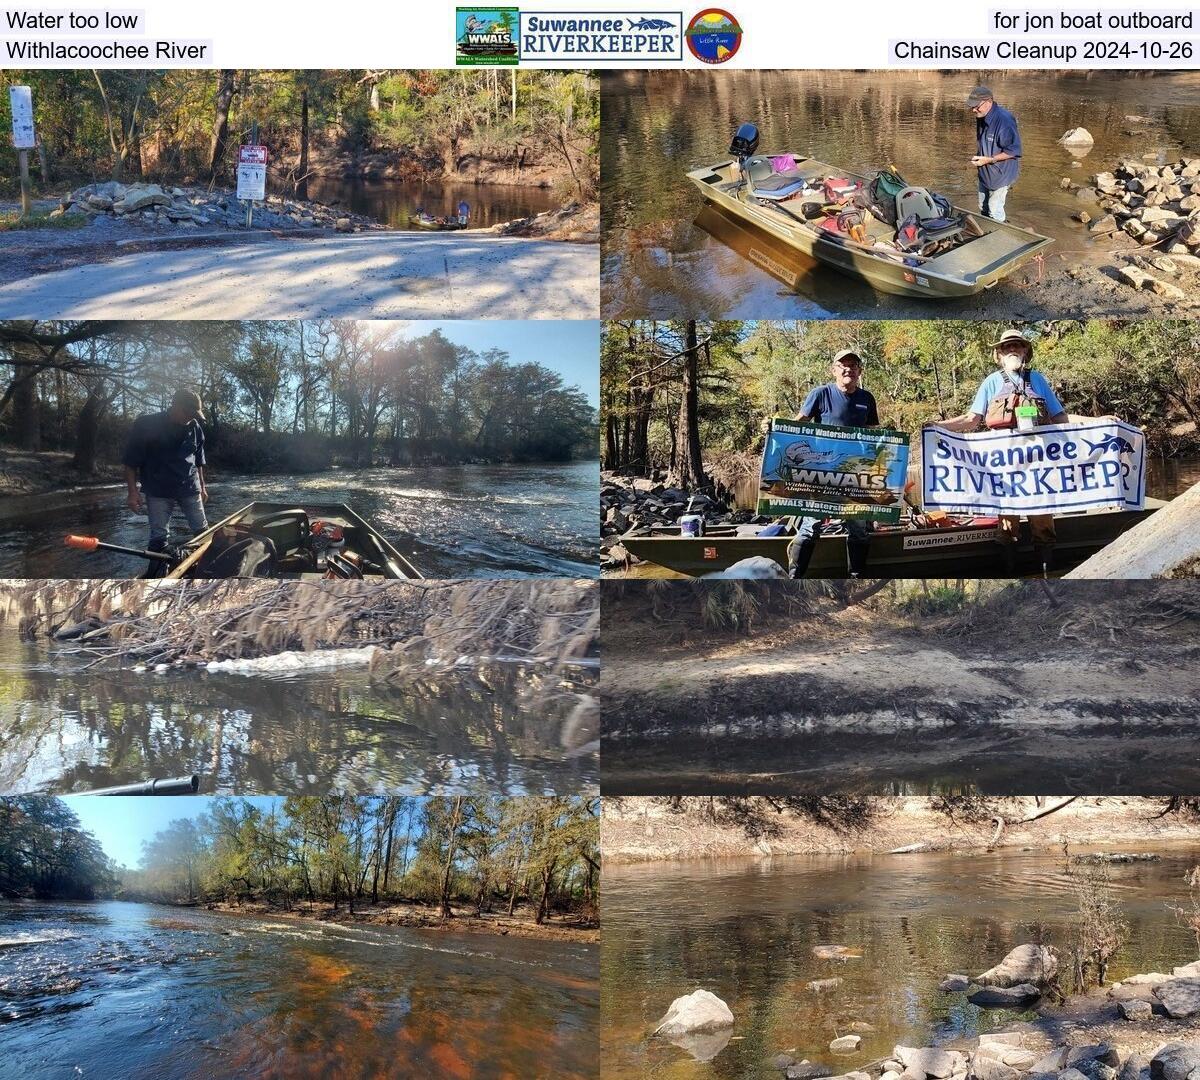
[0,69,599,196]
[0,320,597,470]
[0,797,118,900]
[120,796,599,922]
[894,583,969,617]
[602,319,1200,467]
[0,210,90,232]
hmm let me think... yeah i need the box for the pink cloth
[770,154,798,173]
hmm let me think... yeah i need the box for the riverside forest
[0,795,599,932]
[2,320,597,477]
[0,69,598,208]
[0,795,599,1078]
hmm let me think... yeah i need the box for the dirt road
[0,232,599,319]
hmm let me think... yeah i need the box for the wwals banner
[921,420,1146,515]
[759,420,910,523]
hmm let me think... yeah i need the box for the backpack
[862,168,910,224]
[984,372,1049,431]
[823,177,861,203]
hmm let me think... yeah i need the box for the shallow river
[0,900,597,1079]
[600,69,1200,318]
[603,844,1200,1079]
[289,175,560,230]
[0,462,598,579]
[0,634,597,796]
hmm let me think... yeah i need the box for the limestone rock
[940,975,970,992]
[1066,1045,1121,1070]
[1155,978,1200,1019]
[975,945,1058,988]
[966,983,1041,1008]
[895,1046,958,1078]
[654,989,735,1036]
[1120,1053,1150,1080]
[970,1054,1019,1080]
[1090,214,1119,235]
[831,1036,861,1053]
[115,184,172,213]
[1060,127,1095,146]
[1029,1049,1068,1074]
[1117,266,1186,299]
[1150,1043,1200,1080]
[1120,999,1153,1020]
[786,1064,833,1080]
[1174,961,1200,977]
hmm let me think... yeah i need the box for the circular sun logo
[685,8,743,64]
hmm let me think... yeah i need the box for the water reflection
[0,461,599,579]
[603,845,1200,1079]
[0,636,598,796]
[299,175,561,230]
[601,69,1200,317]
[0,900,598,1079]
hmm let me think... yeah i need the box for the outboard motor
[729,122,760,161]
[729,122,760,193]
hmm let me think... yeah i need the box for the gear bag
[193,525,279,578]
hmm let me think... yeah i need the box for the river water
[603,844,1200,1079]
[0,462,598,579]
[0,633,598,796]
[600,69,1200,318]
[0,899,597,1078]
[290,175,560,229]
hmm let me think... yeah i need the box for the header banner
[921,420,1147,516]
[759,420,910,524]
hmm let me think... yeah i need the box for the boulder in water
[966,983,1041,1008]
[831,1036,861,1053]
[812,945,861,961]
[939,974,970,992]
[894,1046,958,1078]
[653,989,734,1036]
[974,944,1058,988]
[1060,128,1096,147]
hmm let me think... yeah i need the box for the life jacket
[984,371,1049,431]
[823,177,861,203]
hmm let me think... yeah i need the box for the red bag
[823,177,860,203]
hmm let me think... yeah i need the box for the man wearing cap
[122,389,210,553]
[968,86,1022,223]
[937,330,1068,574]
[782,349,880,579]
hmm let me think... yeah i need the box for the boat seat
[896,186,940,222]
[245,508,311,558]
[743,155,809,201]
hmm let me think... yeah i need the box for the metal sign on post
[9,86,35,148]
[9,86,35,219]
[236,139,268,226]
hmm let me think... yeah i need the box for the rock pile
[1072,157,1200,298]
[768,1035,1179,1080]
[49,181,383,234]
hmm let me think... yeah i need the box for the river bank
[602,797,1200,863]
[0,448,122,501]
[195,897,598,943]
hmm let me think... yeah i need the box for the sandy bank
[602,796,1200,863]
[197,898,598,943]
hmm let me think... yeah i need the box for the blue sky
[417,320,599,406]
[66,796,279,869]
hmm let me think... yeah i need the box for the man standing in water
[123,389,210,554]
[937,330,1068,575]
[780,349,880,579]
[456,199,471,225]
[968,86,1022,223]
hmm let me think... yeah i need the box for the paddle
[64,534,176,563]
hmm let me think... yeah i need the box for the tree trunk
[297,88,310,200]
[667,322,705,489]
[208,70,237,178]
[12,363,40,451]
[72,387,106,473]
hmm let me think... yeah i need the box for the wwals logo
[456,8,520,65]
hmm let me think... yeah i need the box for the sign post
[236,123,267,228]
[9,86,36,219]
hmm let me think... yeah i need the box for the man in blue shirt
[122,388,210,554]
[782,349,880,579]
[938,330,1068,574]
[969,86,1021,223]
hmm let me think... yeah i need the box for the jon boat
[165,502,424,579]
[686,124,1054,300]
[410,214,467,231]
[618,502,1162,578]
